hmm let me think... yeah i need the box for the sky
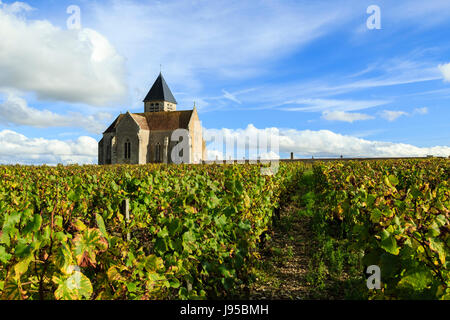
[0,0,449,164]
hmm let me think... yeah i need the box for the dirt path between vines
[248,200,317,300]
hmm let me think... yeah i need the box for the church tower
[143,73,177,112]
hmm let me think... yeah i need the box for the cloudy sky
[0,0,449,164]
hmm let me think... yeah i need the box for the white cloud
[322,111,374,123]
[0,0,32,14]
[0,130,97,165]
[222,90,242,104]
[380,110,409,121]
[2,124,448,165]
[244,56,441,113]
[90,0,353,102]
[0,3,127,106]
[438,63,450,81]
[380,107,428,121]
[207,149,224,161]
[0,93,111,134]
[413,107,428,115]
[204,124,450,159]
[280,98,389,112]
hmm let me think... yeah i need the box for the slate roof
[143,73,177,104]
[103,110,193,133]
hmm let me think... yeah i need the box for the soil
[248,201,317,300]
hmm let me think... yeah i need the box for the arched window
[124,139,131,159]
[155,143,161,162]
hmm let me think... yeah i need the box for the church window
[124,139,131,159]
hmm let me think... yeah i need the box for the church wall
[145,101,176,112]
[99,117,206,165]
[138,130,150,164]
[100,132,116,165]
[98,138,104,165]
[115,114,140,164]
[148,130,172,163]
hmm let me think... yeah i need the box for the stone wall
[144,100,176,112]
[98,109,207,165]
[148,130,172,163]
[115,114,141,164]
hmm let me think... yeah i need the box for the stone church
[98,73,206,165]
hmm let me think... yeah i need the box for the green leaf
[4,212,22,229]
[214,215,227,227]
[398,268,433,291]
[384,176,392,188]
[388,175,399,186]
[0,246,12,264]
[23,214,42,234]
[427,222,441,237]
[55,243,73,274]
[435,215,447,227]
[154,237,168,254]
[170,278,181,288]
[95,214,108,239]
[370,208,382,223]
[429,238,446,264]
[410,186,422,199]
[157,226,169,238]
[380,230,399,255]
[126,282,137,293]
[53,271,93,300]
[0,230,10,246]
[14,240,32,258]
[54,216,63,229]
[13,256,33,278]
[235,180,244,194]
[238,220,251,231]
[168,219,182,235]
[111,181,119,192]
[1,277,23,300]
[182,230,196,243]
[178,287,188,299]
[144,255,164,272]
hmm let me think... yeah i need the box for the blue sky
[0,0,449,164]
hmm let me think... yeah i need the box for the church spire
[143,72,177,112]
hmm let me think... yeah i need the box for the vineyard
[0,159,448,300]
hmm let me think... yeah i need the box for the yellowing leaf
[53,272,93,300]
[73,228,108,267]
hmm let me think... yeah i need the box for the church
[98,73,207,165]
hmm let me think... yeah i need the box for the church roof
[143,73,177,104]
[103,110,193,133]
[136,110,192,130]
[129,113,150,130]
